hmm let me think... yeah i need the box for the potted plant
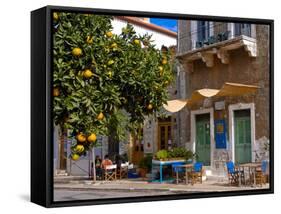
[138,154,153,178]
[154,148,194,161]
[156,150,168,161]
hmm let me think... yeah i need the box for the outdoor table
[174,164,193,184]
[151,159,186,183]
[237,162,262,187]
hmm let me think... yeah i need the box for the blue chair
[172,162,185,173]
[226,161,243,185]
[188,162,203,185]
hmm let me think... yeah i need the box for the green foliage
[107,109,130,142]
[53,13,173,152]
[53,12,173,154]
[156,150,169,160]
[168,147,194,160]
[139,154,153,171]
[155,148,194,161]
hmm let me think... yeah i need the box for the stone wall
[176,22,270,159]
[177,20,191,53]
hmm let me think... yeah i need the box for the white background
[0,0,279,213]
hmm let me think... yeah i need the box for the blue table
[151,159,186,183]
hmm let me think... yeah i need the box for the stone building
[172,20,270,174]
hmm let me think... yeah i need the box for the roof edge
[115,16,177,38]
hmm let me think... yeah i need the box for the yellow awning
[216,82,259,97]
[163,82,259,113]
[163,99,188,113]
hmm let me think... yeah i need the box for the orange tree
[53,12,173,160]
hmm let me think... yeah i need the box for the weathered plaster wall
[176,22,270,161]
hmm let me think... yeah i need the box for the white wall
[112,19,176,49]
[111,18,176,156]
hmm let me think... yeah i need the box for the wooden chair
[255,160,268,186]
[226,161,243,186]
[117,163,128,179]
[104,164,117,181]
[188,162,203,185]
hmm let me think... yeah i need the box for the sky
[150,18,178,32]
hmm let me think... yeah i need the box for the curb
[54,186,200,193]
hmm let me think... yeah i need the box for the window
[234,23,251,37]
[197,21,210,42]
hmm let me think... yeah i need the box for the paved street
[54,188,180,201]
[53,176,269,201]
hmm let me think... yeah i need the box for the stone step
[55,170,68,176]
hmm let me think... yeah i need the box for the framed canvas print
[31,5,274,207]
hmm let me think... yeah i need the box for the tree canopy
[52,12,174,159]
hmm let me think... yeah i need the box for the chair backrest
[261,160,268,174]
[121,163,129,168]
[105,164,117,170]
[193,162,203,172]
[226,161,235,174]
[172,162,185,172]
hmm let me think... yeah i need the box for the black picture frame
[31,5,274,208]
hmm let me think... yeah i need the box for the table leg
[238,166,242,186]
[253,167,256,187]
[159,164,163,183]
[176,169,179,184]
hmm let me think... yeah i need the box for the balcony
[177,24,257,71]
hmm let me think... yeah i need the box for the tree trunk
[108,126,119,159]
[59,126,67,170]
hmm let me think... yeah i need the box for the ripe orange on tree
[75,144,85,153]
[72,47,82,56]
[134,39,140,45]
[83,69,93,78]
[147,103,153,110]
[76,133,86,143]
[72,153,80,161]
[97,112,104,120]
[106,31,113,38]
[162,59,168,65]
[87,133,97,143]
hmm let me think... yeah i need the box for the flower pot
[139,168,147,178]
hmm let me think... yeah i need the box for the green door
[234,110,252,164]
[196,114,211,165]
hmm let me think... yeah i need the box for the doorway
[234,109,252,164]
[158,117,172,150]
[195,113,211,166]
